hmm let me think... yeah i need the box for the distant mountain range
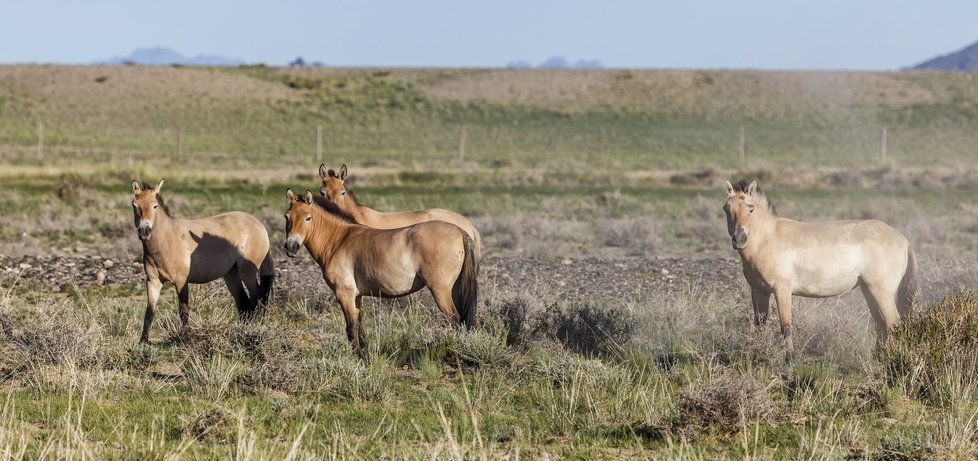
[912,40,978,71]
[99,47,244,66]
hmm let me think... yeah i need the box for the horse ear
[131,180,141,195]
[724,180,734,196]
[304,190,314,204]
[339,164,348,181]
[319,163,328,180]
[153,179,165,194]
[747,180,757,196]
[286,188,296,202]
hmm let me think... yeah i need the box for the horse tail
[452,234,479,329]
[257,250,275,307]
[897,245,919,319]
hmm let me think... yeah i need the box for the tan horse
[131,179,274,342]
[283,189,478,349]
[723,179,918,361]
[318,163,482,260]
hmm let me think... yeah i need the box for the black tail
[452,235,479,329]
[257,250,275,308]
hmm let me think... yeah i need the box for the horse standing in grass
[131,179,274,342]
[318,163,482,260]
[283,189,478,350]
[722,180,918,361]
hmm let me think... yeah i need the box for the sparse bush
[485,293,536,346]
[676,367,776,434]
[227,322,309,393]
[183,354,244,401]
[182,405,234,442]
[877,292,978,407]
[320,356,389,402]
[602,217,661,255]
[534,301,635,357]
[0,306,104,368]
[450,323,511,368]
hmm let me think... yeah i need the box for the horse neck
[740,209,778,258]
[305,210,352,265]
[350,202,379,224]
[142,212,178,256]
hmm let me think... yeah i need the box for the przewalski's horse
[283,189,478,350]
[131,179,274,342]
[722,180,918,362]
[318,163,483,260]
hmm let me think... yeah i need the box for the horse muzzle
[137,225,153,241]
[732,229,748,250]
[284,239,301,257]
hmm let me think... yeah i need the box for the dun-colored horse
[318,163,482,260]
[283,189,478,349]
[723,180,918,361]
[131,179,274,342]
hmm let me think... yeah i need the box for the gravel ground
[0,252,745,303]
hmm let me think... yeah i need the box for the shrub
[0,306,104,368]
[450,321,512,368]
[877,291,978,407]
[676,367,776,434]
[534,301,635,357]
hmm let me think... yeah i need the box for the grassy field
[3,65,978,458]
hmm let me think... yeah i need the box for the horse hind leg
[428,284,462,327]
[222,272,251,320]
[859,280,901,339]
[236,262,261,318]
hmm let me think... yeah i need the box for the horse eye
[748,205,755,213]
[153,204,158,209]
[341,191,346,196]
[305,215,312,221]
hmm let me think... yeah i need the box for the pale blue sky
[1,1,976,69]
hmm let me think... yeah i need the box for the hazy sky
[1,1,976,69]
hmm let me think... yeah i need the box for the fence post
[177,128,183,161]
[316,125,323,163]
[600,127,606,157]
[37,122,44,159]
[739,126,745,164]
[458,124,466,163]
[880,127,887,163]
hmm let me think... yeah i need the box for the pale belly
[787,247,863,298]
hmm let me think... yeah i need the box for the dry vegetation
[1,65,978,458]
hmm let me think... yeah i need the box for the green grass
[4,66,978,171]
[3,272,978,458]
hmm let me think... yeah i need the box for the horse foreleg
[750,288,771,326]
[774,289,794,363]
[355,296,367,347]
[336,290,364,351]
[141,278,163,343]
[176,282,191,327]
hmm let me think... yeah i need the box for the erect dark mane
[311,195,357,223]
[733,179,777,215]
[143,182,173,217]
